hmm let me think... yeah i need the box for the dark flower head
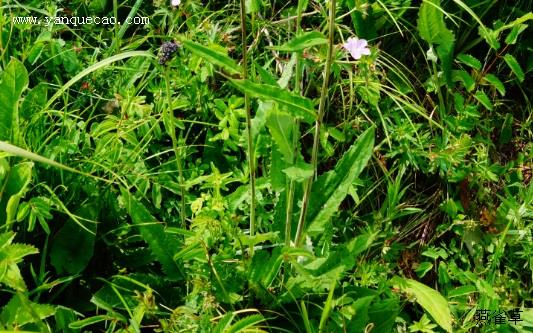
[159,41,180,65]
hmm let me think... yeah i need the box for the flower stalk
[294,0,337,246]
[240,0,256,256]
[285,0,306,248]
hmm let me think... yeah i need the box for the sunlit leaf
[270,31,327,52]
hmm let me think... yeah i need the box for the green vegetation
[0,0,532,332]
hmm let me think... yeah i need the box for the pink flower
[171,0,180,6]
[343,37,371,60]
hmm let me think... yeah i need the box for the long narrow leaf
[306,127,375,236]
[0,141,113,184]
[182,40,241,75]
[44,51,155,110]
[230,79,316,123]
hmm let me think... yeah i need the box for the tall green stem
[240,0,256,255]
[285,0,305,248]
[295,0,336,246]
[164,69,186,227]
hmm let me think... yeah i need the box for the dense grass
[0,0,531,332]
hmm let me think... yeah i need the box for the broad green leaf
[121,189,183,280]
[49,204,97,275]
[0,59,29,142]
[245,0,261,14]
[3,243,38,264]
[415,262,433,278]
[474,90,493,111]
[283,162,314,182]
[417,0,455,45]
[437,42,455,86]
[483,74,505,96]
[503,54,525,82]
[310,232,376,276]
[306,127,375,236]
[20,83,48,121]
[0,162,33,225]
[0,232,15,249]
[393,277,453,332]
[270,31,327,52]
[3,264,27,291]
[182,40,241,75]
[0,293,55,326]
[230,79,316,123]
[456,54,481,70]
[266,109,295,163]
[367,298,400,333]
[452,70,475,92]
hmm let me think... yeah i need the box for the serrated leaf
[0,293,55,326]
[306,127,375,236]
[265,107,294,163]
[503,54,525,82]
[3,264,27,291]
[270,31,327,52]
[230,79,316,123]
[417,0,455,45]
[393,277,453,332]
[456,54,481,70]
[121,189,183,280]
[4,243,38,264]
[483,74,505,96]
[452,70,475,92]
[226,314,266,333]
[0,59,29,142]
[182,40,241,75]
[474,90,493,111]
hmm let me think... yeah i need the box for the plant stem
[164,69,186,228]
[285,0,306,248]
[295,0,336,246]
[240,0,256,256]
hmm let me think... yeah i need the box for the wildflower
[343,36,371,60]
[159,41,180,65]
[171,0,180,7]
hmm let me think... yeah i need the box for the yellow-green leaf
[393,277,453,332]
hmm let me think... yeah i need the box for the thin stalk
[295,0,336,246]
[431,59,446,121]
[240,0,256,255]
[285,0,306,248]
[164,69,186,227]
